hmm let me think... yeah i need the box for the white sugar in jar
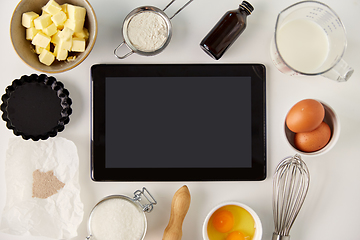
[91,198,145,240]
[86,188,157,240]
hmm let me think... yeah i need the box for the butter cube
[35,43,50,54]
[51,11,67,28]
[58,38,72,51]
[32,32,51,48]
[42,0,62,15]
[39,49,55,66]
[64,19,84,33]
[51,31,61,45]
[22,12,39,28]
[34,14,52,30]
[61,4,69,14]
[55,46,68,61]
[43,23,57,36]
[54,37,72,60]
[26,27,40,40]
[71,38,85,52]
[67,4,86,21]
[73,27,89,40]
[58,27,74,40]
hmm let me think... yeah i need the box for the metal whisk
[272,154,310,240]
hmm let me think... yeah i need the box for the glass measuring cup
[270,1,354,82]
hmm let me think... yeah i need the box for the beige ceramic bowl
[284,100,340,156]
[10,0,97,73]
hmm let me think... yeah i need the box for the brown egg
[286,99,325,133]
[294,121,331,152]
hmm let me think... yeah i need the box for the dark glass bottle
[200,1,254,60]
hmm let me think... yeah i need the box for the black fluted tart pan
[1,74,72,141]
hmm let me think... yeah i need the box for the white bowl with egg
[284,100,340,156]
[10,0,97,73]
[202,201,262,240]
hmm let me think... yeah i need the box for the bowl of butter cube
[10,0,97,73]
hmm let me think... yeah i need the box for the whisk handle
[272,233,290,240]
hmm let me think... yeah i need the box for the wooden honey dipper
[163,185,191,240]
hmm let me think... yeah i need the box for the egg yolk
[212,210,234,233]
[226,231,246,240]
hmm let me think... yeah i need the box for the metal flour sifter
[114,0,194,59]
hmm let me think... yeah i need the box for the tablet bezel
[91,64,266,181]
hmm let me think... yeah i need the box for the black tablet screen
[105,76,252,168]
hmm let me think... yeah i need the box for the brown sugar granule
[32,169,65,199]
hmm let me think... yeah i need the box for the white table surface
[1,0,360,239]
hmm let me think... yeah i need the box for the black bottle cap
[240,1,254,14]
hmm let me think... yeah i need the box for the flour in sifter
[127,11,168,52]
[90,198,145,240]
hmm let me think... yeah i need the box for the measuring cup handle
[322,59,354,82]
[114,42,134,59]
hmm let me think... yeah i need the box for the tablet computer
[91,64,266,181]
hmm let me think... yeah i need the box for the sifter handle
[114,41,133,59]
[162,0,194,20]
[162,185,191,240]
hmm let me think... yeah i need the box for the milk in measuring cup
[277,19,329,73]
